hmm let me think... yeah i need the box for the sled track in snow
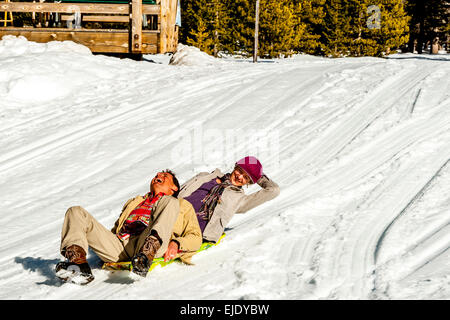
[308,103,450,299]
[233,61,435,227]
[371,158,450,298]
[258,61,450,299]
[0,67,270,175]
[373,158,450,263]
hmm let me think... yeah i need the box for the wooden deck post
[130,0,142,53]
[159,0,167,53]
[159,0,178,53]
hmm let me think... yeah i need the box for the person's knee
[65,206,86,218]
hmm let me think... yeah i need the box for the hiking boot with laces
[131,234,161,277]
[55,245,94,285]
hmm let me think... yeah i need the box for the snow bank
[0,36,154,104]
[0,36,95,103]
[0,35,92,56]
[169,43,220,66]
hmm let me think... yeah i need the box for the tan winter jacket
[170,198,202,264]
[111,195,202,263]
[178,169,280,243]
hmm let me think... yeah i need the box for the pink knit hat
[235,156,263,184]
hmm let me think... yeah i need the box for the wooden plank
[0,2,159,15]
[142,30,157,53]
[82,15,129,23]
[60,14,129,23]
[0,27,158,53]
[131,0,142,52]
[0,27,159,33]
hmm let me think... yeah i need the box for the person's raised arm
[236,175,280,213]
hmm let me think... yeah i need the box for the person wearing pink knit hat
[179,156,280,243]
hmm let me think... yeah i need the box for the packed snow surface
[0,36,449,299]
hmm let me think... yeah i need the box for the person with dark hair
[55,169,202,284]
[162,169,181,197]
[179,156,280,243]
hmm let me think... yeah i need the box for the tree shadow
[14,256,63,286]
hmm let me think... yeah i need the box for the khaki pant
[60,197,180,262]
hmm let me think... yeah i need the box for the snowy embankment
[0,36,449,299]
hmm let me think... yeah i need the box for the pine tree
[321,0,353,57]
[376,0,410,55]
[179,0,198,45]
[186,17,214,54]
[180,0,411,58]
[222,0,256,56]
[318,0,409,57]
[293,0,326,55]
[180,0,227,56]
[258,0,301,58]
[352,0,409,56]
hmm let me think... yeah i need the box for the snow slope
[0,36,449,299]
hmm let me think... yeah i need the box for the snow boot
[55,244,94,285]
[131,234,161,277]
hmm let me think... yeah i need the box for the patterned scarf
[198,173,235,222]
[118,192,164,241]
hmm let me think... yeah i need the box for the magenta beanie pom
[235,156,263,183]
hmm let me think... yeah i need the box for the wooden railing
[0,0,178,54]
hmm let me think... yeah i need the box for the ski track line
[268,71,448,296]
[356,146,450,298]
[0,73,197,166]
[0,67,270,176]
[214,62,350,134]
[0,63,242,150]
[257,61,382,134]
[371,160,450,298]
[290,64,432,171]
[385,217,450,272]
[0,88,142,138]
[373,158,450,263]
[230,102,450,268]
[274,63,391,167]
[306,107,450,298]
[334,69,439,158]
[309,145,450,299]
[10,65,280,213]
[226,61,386,225]
[6,69,274,208]
[399,226,450,280]
[374,223,450,299]
[229,60,421,233]
[276,87,450,207]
